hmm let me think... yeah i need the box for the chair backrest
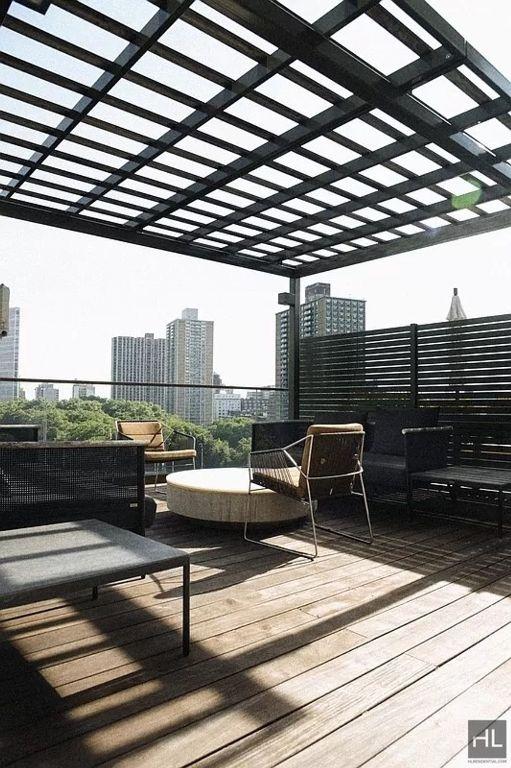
[116,421,165,451]
[300,423,364,499]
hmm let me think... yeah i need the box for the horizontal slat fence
[300,313,511,469]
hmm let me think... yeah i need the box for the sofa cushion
[369,408,439,456]
[362,452,407,489]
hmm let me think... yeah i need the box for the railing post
[410,323,418,408]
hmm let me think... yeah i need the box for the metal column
[288,277,300,420]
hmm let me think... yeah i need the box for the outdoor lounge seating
[257,410,439,496]
[247,423,372,560]
[361,408,439,493]
[405,426,511,537]
[0,519,191,655]
[116,420,197,487]
[0,441,154,532]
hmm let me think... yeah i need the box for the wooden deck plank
[272,622,511,768]
[0,505,509,768]
[3,545,510,762]
[362,660,511,768]
[0,530,493,696]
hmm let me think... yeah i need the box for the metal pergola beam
[298,207,511,275]
[0,0,510,277]
[0,200,293,276]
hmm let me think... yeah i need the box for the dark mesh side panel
[0,443,142,531]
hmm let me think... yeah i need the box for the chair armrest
[249,447,299,473]
[403,426,452,473]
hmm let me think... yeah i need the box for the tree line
[0,397,252,468]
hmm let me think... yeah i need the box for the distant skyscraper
[35,382,59,402]
[111,333,166,408]
[0,284,10,337]
[213,390,241,420]
[276,283,366,416]
[72,383,96,399]
[166,308,214,424]
[0,307,20,401]
[241,389,275,420]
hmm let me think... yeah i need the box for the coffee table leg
[183,560,190,656]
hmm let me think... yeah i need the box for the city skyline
[3,222,511,401]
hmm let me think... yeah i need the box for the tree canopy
[0,398,253,468]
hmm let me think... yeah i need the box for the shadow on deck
[0,495,510,767]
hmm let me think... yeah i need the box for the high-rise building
[213,390,241,420]
[0,284,10,337]
[35,382,59,402]
[301,283,365,338]
[241,388,275,420]
[276,283,366,416]
[0,307,20,401]
[111,333,166,408]
[166,308,214,424]
[72,383,96,399]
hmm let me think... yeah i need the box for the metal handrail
[0,377,286,391]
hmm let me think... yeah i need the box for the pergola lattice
[1,0,511,277]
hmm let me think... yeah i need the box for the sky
[1,0,510,398]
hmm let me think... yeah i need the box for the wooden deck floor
[1,497,511,767]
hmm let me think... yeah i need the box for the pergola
[1,0,511,412]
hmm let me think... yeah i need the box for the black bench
[405,426,511,537]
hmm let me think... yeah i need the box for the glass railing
[0,378,288,469]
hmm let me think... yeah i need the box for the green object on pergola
[1,0,511,278]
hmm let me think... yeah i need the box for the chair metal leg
[406,476,414,522]
[182,560,190,656]
[243,486,318,561]
[315,474,373,544]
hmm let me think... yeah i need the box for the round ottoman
[166,467,306,525]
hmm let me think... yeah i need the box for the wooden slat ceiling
[1,0,511,276]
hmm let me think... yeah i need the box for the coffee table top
[167,467,267,495]
[0,519,188,606]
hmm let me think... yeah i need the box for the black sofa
[0,441,157,532]
[362,408,439,493]
[0,424,40,442]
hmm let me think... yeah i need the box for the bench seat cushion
[363,452,407,489]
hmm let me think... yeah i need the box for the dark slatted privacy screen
[301,313,511,469]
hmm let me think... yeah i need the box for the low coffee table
[166,467,306,525]
[0,519,190,655]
